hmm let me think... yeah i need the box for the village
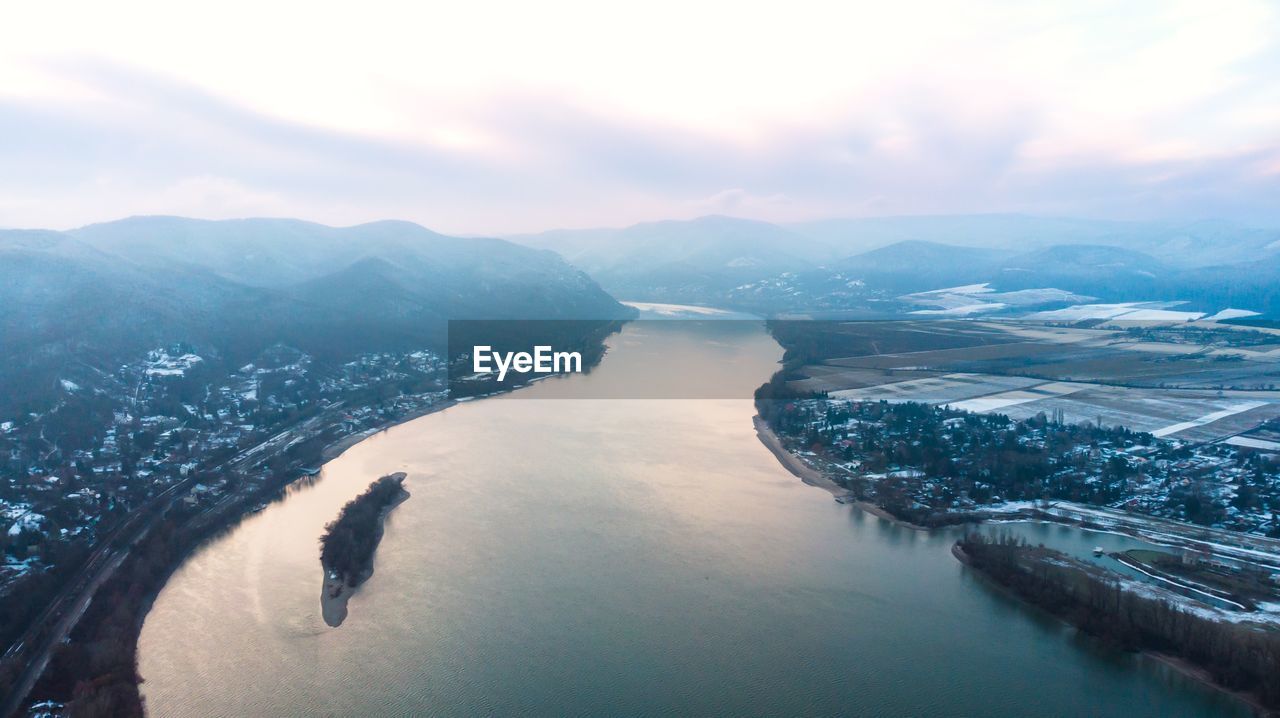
[0,343,447,601]
[764,396,1280,536]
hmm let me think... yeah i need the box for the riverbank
[1146,652,1272,717]
[320,473,410,627]
[322,400,458,462]
[7,395,461,716]
[753,415,844,497]
[953,538,1276,717]
[766,418,1276,715]
[137,316,1258,718]
[754,415,929,530]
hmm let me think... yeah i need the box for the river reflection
[139,319,1249,717]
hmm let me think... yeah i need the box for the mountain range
[513,215,829,305]
[511,215,1280,316]
[8,211,1280,413]
[0,217,630,412]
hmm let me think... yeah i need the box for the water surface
[139,320,1247,716]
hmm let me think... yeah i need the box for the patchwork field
[783,319,1280,445]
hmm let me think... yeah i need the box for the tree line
[958,532,1280,710]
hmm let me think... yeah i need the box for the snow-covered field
[1028,302,1205,322]
[623,302,759,320]
[911,303,1005,316]
[949,381,1085,412]
[830,373,1043,405]
[1149,402,1269,438]
[1028,503,1280,625]
[903,284,1089,315]
[1205,308,1262,322]
[830,372,1280,442]
[145,350,204,377]
[1225,436,1280,451]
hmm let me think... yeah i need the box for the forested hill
[0,216,634,413]
[512,214,1280,316]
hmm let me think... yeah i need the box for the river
[138,318,1247,716]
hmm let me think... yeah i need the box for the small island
[319,472,410,627]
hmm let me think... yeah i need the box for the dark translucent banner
[446,318,780,399]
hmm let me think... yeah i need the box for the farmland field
[781,319,1280,444]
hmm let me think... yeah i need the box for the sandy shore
[320,474,410,627]
[753,415,928,531]
[753,415,845,497]
[856,501,928,531]
[321,571,353,628]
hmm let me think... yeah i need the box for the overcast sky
[3,1,1279,234]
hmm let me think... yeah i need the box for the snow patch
[911,303,1006,316]
[1204,308,1261,322]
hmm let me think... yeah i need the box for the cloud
[1,21,1279,234]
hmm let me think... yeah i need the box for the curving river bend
[139,318,1248,716]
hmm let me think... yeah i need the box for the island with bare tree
[319,472,410,627]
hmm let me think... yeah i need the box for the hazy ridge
[512,214,1280,316]
[0,216,630,412]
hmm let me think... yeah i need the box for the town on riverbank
[756,318,1280,713]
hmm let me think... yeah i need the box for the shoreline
[752,415,846,497]
[14,399,466,715]
[34,327,598,714]
[753,414,928,531]
[761,414,1272,715]
[321,399,458,462]
[1145,652,1271,717]
[952,541,1272,717]
[855,500,929,531]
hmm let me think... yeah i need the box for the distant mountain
[835,241,1012,292]
[512,215,835,303]
[70,216,611,292]
[1172,255,1280,318]
[512,213,1280,312]
[1133,219,1280,268]
[995,244,1168,298]
[786,214,1280,267]
[0,217,631,412]
[69,216,361,286]
[789,214,1130,255]
[513,214,1280,313]
[1001,244,1167,273]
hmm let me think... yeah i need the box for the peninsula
[319,473,410,627]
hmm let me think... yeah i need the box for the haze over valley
[514,214,1280,318]
[6,2,1280,717]
[5,208,1280,716]
[0,216,629,412]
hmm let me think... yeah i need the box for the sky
[2,1,1279,234]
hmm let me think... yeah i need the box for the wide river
[139,319,1248,716]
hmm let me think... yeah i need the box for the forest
[958,532,1280,710]
[319,474,409,587]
